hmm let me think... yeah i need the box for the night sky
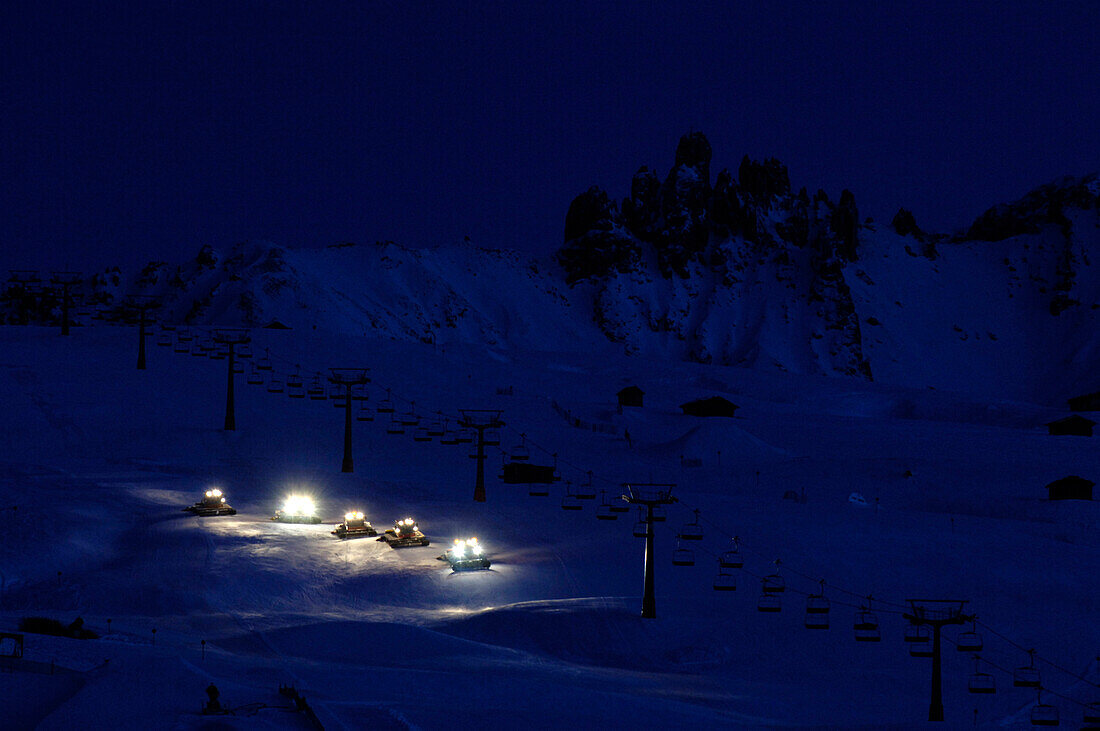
[3,1,1098,271]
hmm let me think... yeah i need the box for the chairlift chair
[288,384,306,398]
[414,427,432,442]
[440,427,459,446]
[713,566,737,591]
[399,407,420,426]
[528,483,549,497]
[287,368,304,390]
[427,417,445,437]
[356,403,375,422]
[595,491,617,520]
[1082,701,1100,725]
[256,350,273,371]
[671,542,695,566]
[575,474,597,500]
[956,619,983,652]
[510,435,530,461]
[649,504,667,522]
[267,377,284,394]
[762,561,785,594]
[757,591,782,613]
[609,497,629,513]
[352,387,368,401]
[1030,691,1059,727]
[377,391,395,413]
[1014,650,1041,688]
[456,427,475,443]
[968,656,996,694]
[632,508,649,537]
[386,416,405,435]
[678,509,704,540]
[246,366,263,386]
[191,342,207,356]
[210,346,226,360]
[237,343,253,358]
[178,328,194,342]
[854,606,881,642]
[173,338,190,353]
[156,332,171,347]
[308,376,326,400]
[719,539,744,568]
[232,359,244,374]
[804,583,830,629]
[561,490,582,511]
[484,428,501,446]
[907,624,933,657]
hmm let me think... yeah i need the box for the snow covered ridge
[557,135,1100,401]
[2,152,1099,401]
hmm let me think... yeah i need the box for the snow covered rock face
[558,133,871,378]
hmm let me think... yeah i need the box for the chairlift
[177,328,194,342]
[762,560,785,594]
[907,624,933,657]
[386,416,405,435]
[854,600,881,642]
[356,403,375,422]
[484,428,501,446]
[1030,691,1059,727]
[804,582,830,629]
[561,487,582,511]
[595,491,617,521]
[649,504,667,522]
[510,435,530,461]
[232,359,244,374]
[427,417,445,437]
[608,496,629,513]
[671,541,695,566]
[173,338,190,353]
[267,377,284,394]
[678,509,704,540]
[713,565,737,592]
[330,385,346,406]
[237,343,253,359]
[956,618,983,652]
[1082,701,1100,725]
[632,508,649,537]
[456,427,475,443]
[191,342,207,357]
[440,427,460,446]
[414,427,432,442]
[256,349,272,371]
[156,332,171,347]
[246,365,263,386]
[528,483,549,497]
[968,656,996,694]
[719,538,744,569]
[399,403,420,426]
[287,367,304,390]
[210,344,227,360]
[575,472,597,500]
[377,390,395,413]
[757,591,782,613]
[1014,650,1041,688]
[352,387,368,402]
[308,376,326,400]
[288,384,306,399]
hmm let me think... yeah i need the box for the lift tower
[124,295,161,370]
[623,484,677,618]
[49,272,82,335]
[904,599,968,722]
[458,410,504,502]
[214,329,251,431]
[329,368,371,472]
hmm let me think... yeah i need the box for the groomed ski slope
[0,324,1097,729]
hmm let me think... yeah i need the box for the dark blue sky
[3,1,1098,271]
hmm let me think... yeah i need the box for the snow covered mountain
[7,135,1098,404]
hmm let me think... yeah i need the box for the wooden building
[679,396,739,417]
[1045,476,1094,501]
[617,386,644,408]
[1046,415,1095,437]
[1067,391,1100,411]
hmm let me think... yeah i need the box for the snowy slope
[0,320,1097,729]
